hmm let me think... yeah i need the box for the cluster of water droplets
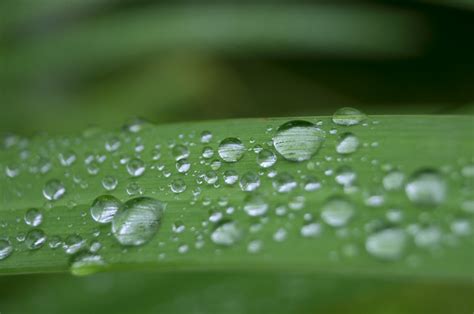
[1,108,472,275]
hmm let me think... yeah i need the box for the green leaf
[0,115,473,281]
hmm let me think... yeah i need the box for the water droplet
[0,239,13,260]
[321,197,355,227]
[239,171,260,192]
[90,195,122,224]
[414,226,441,248]
[257,149,277,168]
[302,176,321,191]
[272,120,325,162]
[366,228,406,260]
[24,208,43,227]
[170,179,187,193]
[105,136,121,152]
[211,220,242,246]
[247,240,263,254]
[335,166,357,187]
[172,144,190,161]
[126,158,145,177]
[200,130,213,143]
[461,164,474,178]
[172,221,185,234]
[63,234,86,255]
[332,107,366,126]
[178,243,189,254]
[336,132,359,154]
[243,194,269,217]
[272,172,297,193]
[223,170,238,185]
[43,179,66,201]
[405,169,446,207]
[300,222,322,237]
[70,252,105,276]
[204,170,218,185]
[48,235,62,249]
[112,197,164,246]
[58,150,77,167]
[201,146,214,159]
[176,159,191,173]
[273,228,287,242]
[25,229,47,250]
[102,175,118,191]
[451,219,471,236]
[383,170,405,191]
[218,138,245,162]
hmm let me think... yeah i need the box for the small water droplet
[272,120,325,162]
[105,136,121,152]
[102,175,118,191]
[63,234,86,255]
[58,150,77,167]
[302,176,321,192]
[112,197,164,246]
[366,228,406,260]
[335,166,357,187]
[300,222,322,237]
[383,170,405,191]
[247,240,263,253]
[332,107,366,126]
[218,138,245,162]
[257,149,277,168]
[170,179,187,193]
[239,171,260,192]
[405,169,446,207]
[273,228,287,242]
[172,221,185,233]
[211,220,242,246]
[176,159,191,173]
[200,130,213,143]
[0,239,13,260]
[43,179,66,201]
[25,229,47,250]
[223,170,238,185]
[126,158,145,177]
[90,195,122,224]
[243,194,269,217]
[336,132,359,154]
[70,252,105,276]
[172,144,190,161]
[24,208,43,227]
[272,172,297,193]
[201,146,214,159]
[321,197,355,227]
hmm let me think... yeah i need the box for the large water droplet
[273,120,325,162]
[321,197,355,227]
[211,220,242,246]
[366,228,406,260]
[24,208,43,227]
[25,229,47,250]
[405,169,446,207]
[218,138,245,162]
[90,195,122,224]
[332,107,366,126]
[43,179,66,201]
[0,239,13,260]
[112,197,164,246]
[336,132,359,154]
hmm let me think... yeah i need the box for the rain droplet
[272,120,325,162]
[405,169,446,207]
[321,197,355,227]
[223,170,239,185]
[176,159,191,173]
[211,220,242,246]
[43,179,66,201]
[70,252,105,276]
[302,176,321,191]
[243,194,269,217]
[58,150,77,167]
[336,132,359,154]
[90,195,122,224]
[126,158,145,177]
[272,172,297,193]
[257,149,277,168]
[63,234,86,255]
[172,144,190,161]
[24,208,43,227]
[170,179,187,193]
[383,170,405,191]
[102,175,118,191]
[239,171,260,192]
[25,229,47,250]
[273,228,287,242]
[105,136,121,152]
[112,197,164,246]
[300,222,322,238]
[218,138,245,162]
[366,228,406,260]
[335,166,357,187]
[247,240,263,253]
[200,130,213,143]
[201,146,214,159]
[0,239,13,260]
[332,107,366,126]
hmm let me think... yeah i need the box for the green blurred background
[1,1,473,135]
[1,1,474,313]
